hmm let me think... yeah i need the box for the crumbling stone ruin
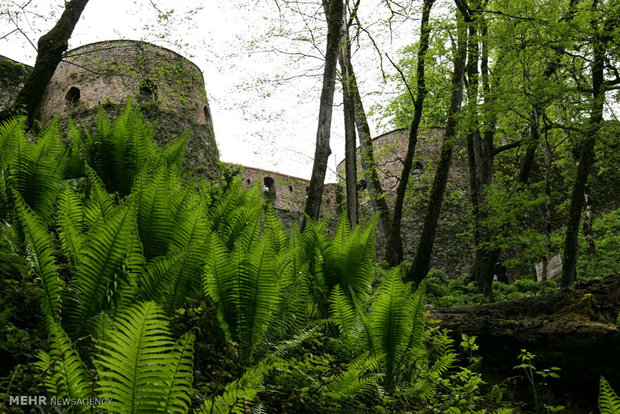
[1,40,473,277]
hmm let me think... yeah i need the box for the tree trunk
[541,132,553,294]
[339,19,358,227]
[582,183,596,256]
[387,0,435,267]
[406,12,467,284]
[8,0,90,127]
[561,20,605,287]
[337,25,393,255]
[302,0,344,229]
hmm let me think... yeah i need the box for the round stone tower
[39,40,219,178]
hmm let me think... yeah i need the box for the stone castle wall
[0,55,32,111]
[233,164,340,218]
[337,127,474,277]
[39,40,220,178]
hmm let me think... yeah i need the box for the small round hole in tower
[139,79,157,101]
[65,87,80,108]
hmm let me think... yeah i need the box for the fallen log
[427,274,620,410]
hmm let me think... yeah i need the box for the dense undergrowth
[0,105,616,413]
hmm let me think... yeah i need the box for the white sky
[0,0,426,182]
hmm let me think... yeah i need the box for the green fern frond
[198,362,272,414]
[84,164,115,227]
[163,332,195,413]
[238,237,279,358]
[327,353,379,399]
[204,235,238,342]
[599,377,620,414]
[35,319,92,412]
[0,116,24,169]
[158,130,188,171]
[57,184,85,271]
[16,194,64,322]
[369,269,413,391]
[330,285,356,346]
[65,202,137,335]
[134,163,173,259]
[8,117,64,218]
[64,119,86,178]
[89,102,156,197]
[96,301,193,413]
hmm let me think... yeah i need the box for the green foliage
[96,302,194,413]
[599,377,620,414]
[0,105,519,414]
[35,320,93,412]
[576,208,620,279]
[88,102,156,197]
[514,349,561,414]
[15,194,64,323]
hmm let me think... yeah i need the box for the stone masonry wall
[39,40,220,178]
[337,128,474,277]
[0,56,32,111]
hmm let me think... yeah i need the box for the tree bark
[406,12,467,284]
[302,0,344,229]
[386,0,435,266]
[582,183,596,256]
[8,0,90,127]
[337,21,393,254]
[339,18,358,227]
[561,10,605,287]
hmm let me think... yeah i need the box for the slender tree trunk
[8,0,90,127]
[562,13,605,286]
[340,19,358,227]
[582,183,596,255]
[542,132,552,294]
[350,69,393,247]
[387,0,435,266]
[337,23,393,254]
[406,12,467,284]
[302,0,344,229]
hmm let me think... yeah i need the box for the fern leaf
[16,194,64,322]
[369,269,412,391]
[135,163,173,259]
[65,203,137,335]
[330,285,356,346]
[96,301,178,413]
[163,332,195,413]
[35,319,92,412]
[599,377,620,414]
[57,184,85,271]
[197,363,271,414]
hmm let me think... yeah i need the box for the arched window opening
[288,185,293,192]
[263,176,276,203]
[65,87,80,108]
[412,161,424,179]
[357,179,367,191]
[246,179,251,184]
[139,79,157,101]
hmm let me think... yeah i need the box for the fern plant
[0,117,66,221]
[96,301,195,413]
[16,193,64,323]
[599,377,620,414]
[37,302,195,413]
[63,199,141,336]
[35,320,93,413]
[305,214,377,316]
[204,233,281,360]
